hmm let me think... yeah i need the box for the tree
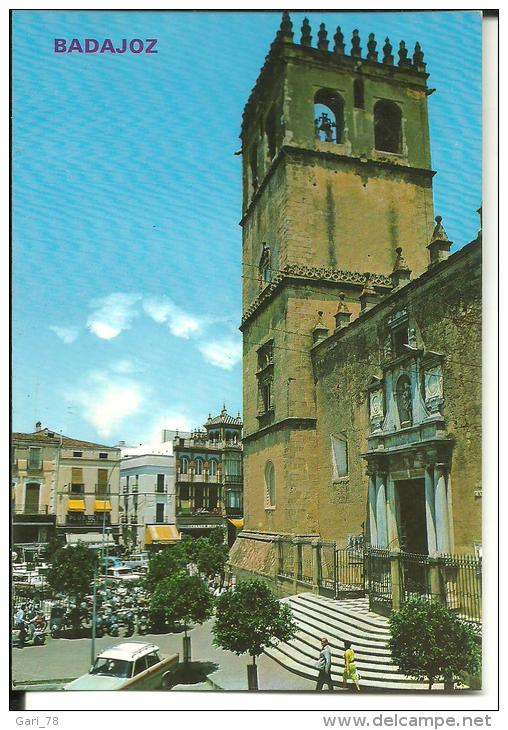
[389,596,481,690]
[193,537,229,585]
[144,543,189,592]
[149,571,213,664]
[212,579,297,689]
[46,543,98,628]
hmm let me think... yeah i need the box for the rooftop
[12,426,119,451]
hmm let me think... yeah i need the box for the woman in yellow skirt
[342,640,361,690]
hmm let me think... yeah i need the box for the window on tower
[265,107,277,160]
[314,89,344,144]
[259,242,271,288]
[374,100,402,153]
[250,145,258,191]
[353,79,365,109]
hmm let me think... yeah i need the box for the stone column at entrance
[375,473,388,548]
[368,472,378,546]
[386,477,399,549]
[424,465,438,555]
[434,464,451,553]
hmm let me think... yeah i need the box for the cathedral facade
[230,14,481,585]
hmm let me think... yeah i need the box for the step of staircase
[263,593,443,691]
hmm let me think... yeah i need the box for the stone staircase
[263,593,443,691]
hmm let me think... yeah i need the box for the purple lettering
[145,39,158,54]
[115,39,127,54]
[129,39,143,54]
[54,39,67,53]
[100,39,115,54]
[84,39,99,53]
[67,38,83,53]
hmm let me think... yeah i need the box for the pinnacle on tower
[413,42,426,71]
[351,29,362,58]
[334,294,352,331]
[333,26,345,54]
[360,274,378,313]
[427,216,452,267]
[390,247,412,289]
[383,37,394,65]
[317,23,329,51]
[277,11,294,43]
[300,18,312,47]
[367,33,378,62]
[398,40,411,68]
[312,311,329,344]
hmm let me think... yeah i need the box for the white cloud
[67,372,145,438]
[87,293,141,340]
[143,296,202,339]
[198,338,242,370]
[110,359,140,375]
[49,325,79,344]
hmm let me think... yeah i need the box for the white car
[104,566,142,582]
[64,642,178,691]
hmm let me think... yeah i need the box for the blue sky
[12,10,482,446]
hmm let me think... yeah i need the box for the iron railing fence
[297,540,314,585]
[335,547,365,594]
[365,547,392,616]
[440,552,482,627]
[318,541,337,596]
[400,551,432,600]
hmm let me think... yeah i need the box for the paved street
[12,619,317,692]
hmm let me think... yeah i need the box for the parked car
[63,642,179,691]
[105,566,142,583]
[122,553,149,571]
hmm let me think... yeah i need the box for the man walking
[315,637,334,690]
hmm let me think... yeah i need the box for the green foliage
[45,533,66,563]
[145,544,189,592]
[145,534,229,592]
[212,579,296,660]
[389,596,481,689]
[46,543,98,601]
[193,537,229,581]
[208,527,226,546]
[149,571,213,633]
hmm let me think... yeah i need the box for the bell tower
[240,13,436,537]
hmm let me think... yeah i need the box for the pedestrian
[342,640,361,691]
[315,637,334,690]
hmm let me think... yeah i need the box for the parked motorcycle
[12,615,47,647]
[137,610,149,635]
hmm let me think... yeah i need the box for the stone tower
[240,13,435,539]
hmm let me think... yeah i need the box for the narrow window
[97,468,108,496]
[265,461,275,508]
[180,457,188,474]
[195,458,203,476]
[331,435,348,479]
[99,452,108,459]
[353,79,364,109]
[156,474,165,493]
[156,503,165,522]
[265,107,277,160]
[374,100,402,153]
[73,451,82,458]
[28,447,42,470]
[209,460,217,476]
[250,145,258,191]
[259,242,271,287]
[71,467,84,494]
[314,89,344,143]
[392,324,408,356]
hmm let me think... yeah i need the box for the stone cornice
[240,265,392,330]
[242,417,317,444]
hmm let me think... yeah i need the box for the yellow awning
[68,499,86,512]
[145,525,181,545]
[228,518,244,529]
[94,500,112,512]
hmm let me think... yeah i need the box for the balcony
[177,472,221,483]
[14,507,50,516]
[65,514,111,526]
[225,506,243,517]
[257,408,275,428]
